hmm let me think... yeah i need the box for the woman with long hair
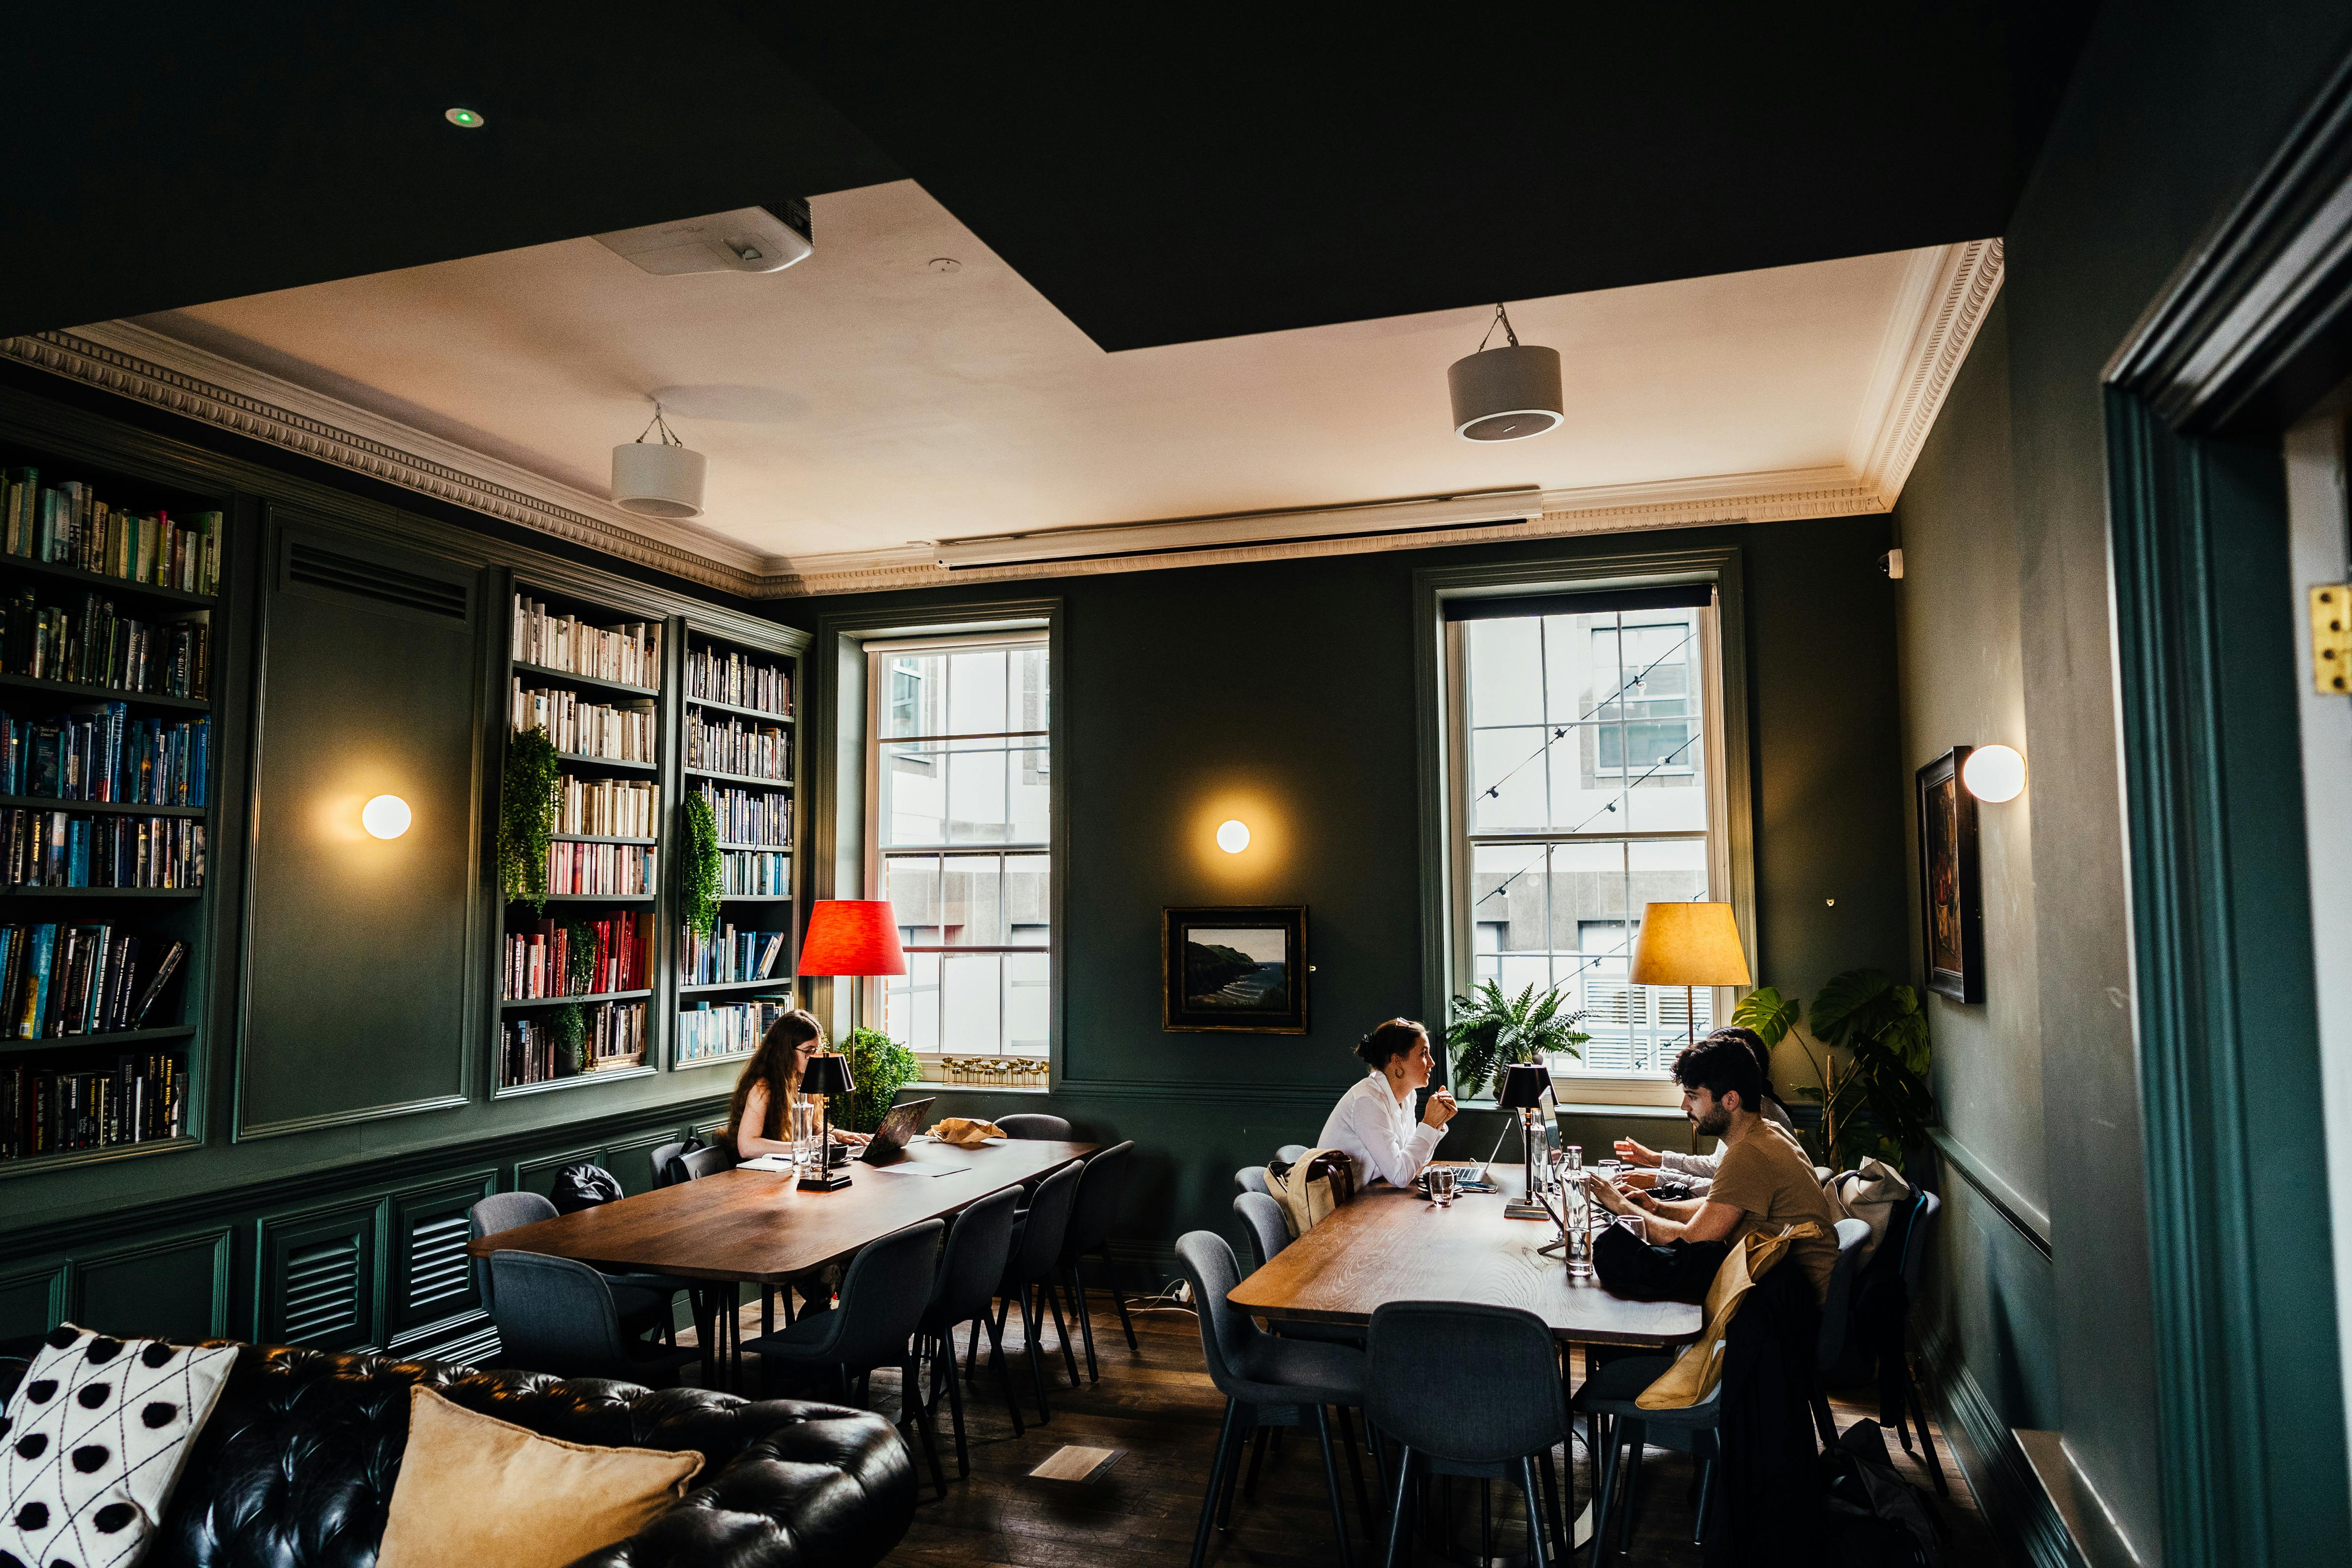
[727,1008,869,1159]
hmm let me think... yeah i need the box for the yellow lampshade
[1629,902,1751,987]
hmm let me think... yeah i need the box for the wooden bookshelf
[0,436,226,1174]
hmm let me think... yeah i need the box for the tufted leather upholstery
[0,1339,914,1568]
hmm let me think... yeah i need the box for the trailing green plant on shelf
[683,793,721,939]
[499,726,562,914]
[1445,979,1588,1101]
[837,1026,920,1134]
[552,998,587,1077]
[1732,968,1934,1171]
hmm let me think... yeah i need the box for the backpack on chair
[1266,1147,1357,1238]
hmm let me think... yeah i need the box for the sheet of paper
[739,1154,797,1172]
[868,1161,970,1178]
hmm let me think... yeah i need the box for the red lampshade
[797,900,909,977]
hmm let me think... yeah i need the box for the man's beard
[1693,1107,1732,1139]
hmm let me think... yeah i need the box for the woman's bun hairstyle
[1356,1017,1429,1070]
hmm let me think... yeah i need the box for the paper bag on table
[928,1117,1006,1147]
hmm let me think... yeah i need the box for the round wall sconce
[1963,745,2026,803]
[361,795,413,839]
[1215,819,1251,854]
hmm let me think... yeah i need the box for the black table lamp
[796,1052,856,1192]
[1497,1062,1553,1217]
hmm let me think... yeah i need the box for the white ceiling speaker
[592,202,814,276]
[1448,303,1563,442]
[611,404,707,519]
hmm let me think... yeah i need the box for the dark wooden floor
[702,1288,1995,1568]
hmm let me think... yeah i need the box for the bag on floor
[1637,1220,1821,1410]
[1822,1418,1945,1567]
[549,1162,624,1214]
[1266,1147,1356,1238]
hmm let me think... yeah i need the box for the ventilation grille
[280,1233,363,1345]
[405,1211,474,1318]
[288,542,469,621]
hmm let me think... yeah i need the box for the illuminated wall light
[444,107,485,128]
[1215,819,1251,854]
[1963,745,2026,803]
[362,795,413,839]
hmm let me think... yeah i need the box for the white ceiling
[109,180,1996,596]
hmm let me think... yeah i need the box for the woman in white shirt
[1316,1018,1459,1189]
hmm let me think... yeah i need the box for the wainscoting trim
[1920,1324,2086,1568]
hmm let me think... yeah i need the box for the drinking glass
[791,1100,821,1172]
[1425,1166,1458,1208]
[1562,1146,1594,1278]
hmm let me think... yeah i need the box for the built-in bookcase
[0,435,228,1172]
[670,618,800,1073]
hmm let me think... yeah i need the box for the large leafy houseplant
[1445,980,1588,1100]
[836,1027,921,1134]
[499,726,562,914]
[1732,968,1934,1170]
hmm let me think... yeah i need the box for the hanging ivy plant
[499,726,562,913]
[563,921,596,997]
[683,793,722,939]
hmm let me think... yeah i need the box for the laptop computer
[858,1096,936,1165]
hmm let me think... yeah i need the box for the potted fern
[1732,968,1934,1170]
[1445,980,1589,1100]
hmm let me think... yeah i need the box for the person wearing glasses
[1316,1017,1459,1189]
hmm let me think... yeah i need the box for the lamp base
[796,1167,854,1192]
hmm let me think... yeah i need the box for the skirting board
[1919,1324,2088,1568]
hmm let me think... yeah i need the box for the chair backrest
[488,1251,627,1377]
[925,1187,1021,1332]
[1174,1229,1262,1398]
[468,1190,559,1310]
[819,1219,946,1373]
[1000,1160,1082,1286]
[1234,1165,1271,1197]
[1061,1140,1133,1259]
[1816,1217,1874,1365]
[675,1144,740,1182]
[996,1113,1072,1141]
[1366,1301,1568,1464]
[1232,1191,1291,1272]
[1898,1188,1941,1297]
[649,1140,691,1188]
[1275,1143,1309,1164]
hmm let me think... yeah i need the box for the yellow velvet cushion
[375,1387,704,1568]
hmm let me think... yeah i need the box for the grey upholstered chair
[485,1251,702,1385]
[1890,1189,1946,1491]
[917,1185,1024,1473]
[467,1190,690,1366]
[467,1189,557,1312]
[1232,1190,1291,1272]
[1274,1143,1310,1163]
[1175,1230,1372,1568]
[1234,1165,1271,1197]
[995,1112,1072,1140]
[1366,1300,1570,1568]
[674,1143,741,1181]
[649,1139,693,1187]
[976,1160,1082,1420]
[740,1218,949,1498]
[1058,1140,1138,1380]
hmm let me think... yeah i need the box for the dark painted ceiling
[0,1,2096,350]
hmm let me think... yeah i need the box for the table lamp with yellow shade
[1629,901,1751,1047]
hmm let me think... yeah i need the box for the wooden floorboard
[691,1289,1997,1567]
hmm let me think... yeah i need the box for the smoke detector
[593,202,813,276]
[1447,303,1563,442]
[612,404,706,519]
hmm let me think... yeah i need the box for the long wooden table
[1227,1174,1704,1348]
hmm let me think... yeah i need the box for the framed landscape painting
[1162,905,1308,1034]
[1915,747,1985,1003]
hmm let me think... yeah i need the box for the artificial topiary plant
[499,726,562,914]
[837,1027,921,1133]
[683,794,722,940]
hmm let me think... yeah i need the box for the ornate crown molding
[4,240,1998,600]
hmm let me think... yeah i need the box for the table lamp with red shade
[794,900,910,1187]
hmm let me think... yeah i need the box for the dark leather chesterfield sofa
[0,1338,916,1568]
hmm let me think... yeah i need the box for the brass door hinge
[2313,585,2352,694]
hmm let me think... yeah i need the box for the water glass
[790,1100,821,1171]
[1425,1166,1458,1208]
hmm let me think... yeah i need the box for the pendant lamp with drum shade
[1629,901,1751,1048]
[611,402,707,519]
[1447,303,1564,442]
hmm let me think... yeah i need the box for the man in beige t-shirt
[1587,1031,1840,1302]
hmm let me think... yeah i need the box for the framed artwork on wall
[1162,906,1309,1033]
[1915,747,1985,1003]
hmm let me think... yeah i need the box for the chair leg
[1070,1263,1101,1381]
[940,1335,971,1477]
[1538,1447,1564,1560]
[1692,1458,1713,1547]
[967,1310,985,1386]
[1588,1417,1621,1567]
[1811,1382,1838,1449]
[904,1353,947,1501]
[1018,1284,1053,1422]
[1100,1244,1140,1350]
[1191,1398,1242,1568]
[1905,1372,1949,1496]
[1219,1411,1254,1531]
[1311,1403,1352,1566]
[1337,1405,1373,1534]
[1046,1275,1081,1387]
[1617,1428,1644,1553]
[1521,1455,1549,1568]
[984,1307,1025,1438]
[1382,1445,1416,1568]
[1242,1424,1268,1502]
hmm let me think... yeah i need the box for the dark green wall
[774,513,1908,1268]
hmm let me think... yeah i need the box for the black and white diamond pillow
[0,1323,236,1568]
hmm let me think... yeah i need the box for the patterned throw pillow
[0,1324,238,1568]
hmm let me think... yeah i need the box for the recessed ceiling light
[444,107,485,128]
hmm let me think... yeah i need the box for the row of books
[684,646,791,717]
[500,1001,646,1085]
[3,589,210,701]
[545,841,654,897]
[697,782,792,849]
[554,777,659,839]
[0,810,205,889]
[1,924,184,1039]
[1,468,223,595]
[502,912,649,1000]
[0,1053,186,1161]
[512,596,659,691]
[0,705,208,807]
[718,850,791,897]
[676,999,786,1064]
[512,684,656,763]
[685,711,790,783]
[678,921,787,987]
